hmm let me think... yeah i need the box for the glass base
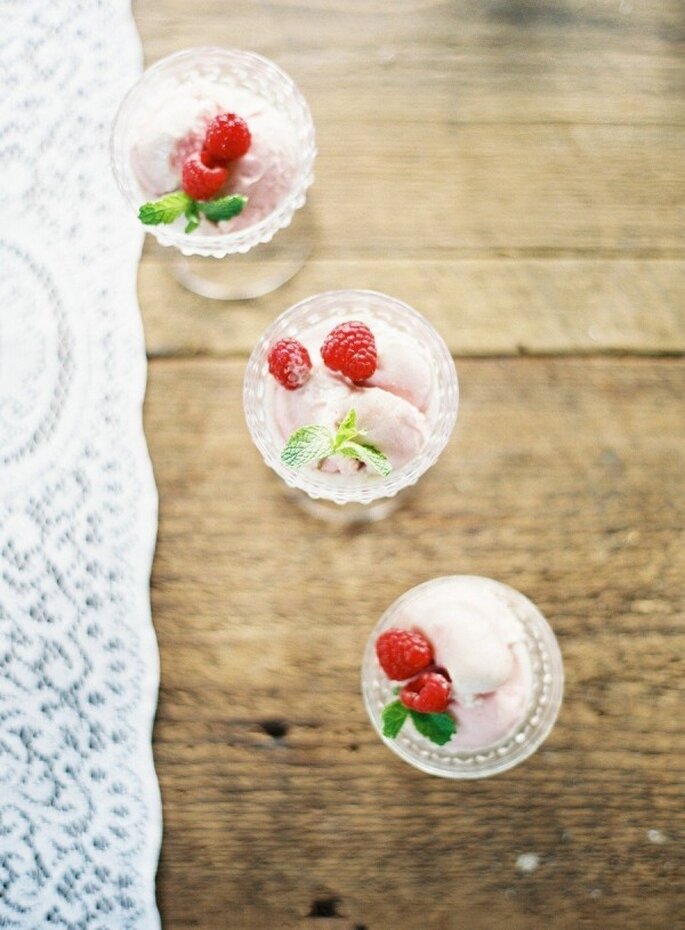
[285,485,415,526]
[169,205,314,300]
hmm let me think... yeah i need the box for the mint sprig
[200,194,248,222]
[334,408,360,446]
[280,408,392,476]
[184,199,200,234]
[280,425,335,469]
[382,700,409,738]
[138,190,247,233]
[409,710,456,746]
[380,700,456,746]
[138,191,192,225]
[339,440,392,477]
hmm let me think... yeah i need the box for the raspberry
[375,628,433,681]
[321,321,377,382]
[400,672,452,714]
[267,338,312,390]
[181,152,228,201]
[199,147,225,169]
[204,112,252,162]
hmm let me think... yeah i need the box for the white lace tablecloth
[0,2,161,927]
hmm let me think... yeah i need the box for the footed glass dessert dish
[243,289,459,524]
[362,576,564,778]
[111,47,316,300]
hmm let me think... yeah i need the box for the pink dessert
[266,314,435,478]
[130,79,297,234]
[376,576,533,752]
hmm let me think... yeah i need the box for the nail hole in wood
[259,719,289,739]
[308,897,339,917]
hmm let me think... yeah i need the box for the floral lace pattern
[0,2,160,927]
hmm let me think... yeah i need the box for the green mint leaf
[409,710,457,746]
[381,700,409,739]
[281,425,335,468]
[199,194,248,222]
[333,408,359,449]
[184,200,200,234]
[339,440,392,477]
[138,191,192,226]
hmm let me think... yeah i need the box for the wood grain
[140,253,685,357]
[135,0,685,124]
[134,0,685,357]
[131,0,685,925]
[147,357,685,930]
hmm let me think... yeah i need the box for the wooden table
[134,2,684,927]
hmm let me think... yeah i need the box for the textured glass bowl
[243,290,459,506]
[362,576,564,779]
[111,47,316,258]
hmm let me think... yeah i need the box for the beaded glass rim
[242,289,459,505]
[361,576,564,779]
[110,47,316,257]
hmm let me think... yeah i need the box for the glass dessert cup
[111,47,316,300]
[243,289,459,524]
[362,576,564,779]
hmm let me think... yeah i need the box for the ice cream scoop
[422,607,514,703]
[444,647,530,749]
[130,81,297,232]
[391,576,532,750]
[367,332,433,413]
[411,582,525,703]
[270,315,433,474]
[352,388,428,469]
[130,132,179,197]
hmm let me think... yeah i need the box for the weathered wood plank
[132,0,685,359]
[312,123,683,253]
[139,255,685,357]
[134,0,685,925]
[146,356,685,930]
[133,0,685,124]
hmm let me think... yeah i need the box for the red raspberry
[181,152,228,201]
[400,672,452,714]
[321,321,377,382]
[200,147,225,170]
[375,628,433,681]
[204,112,252,162]
[267,338,312,390]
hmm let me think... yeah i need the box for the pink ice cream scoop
[351,388,427,469]
[273,369,360,476]
[270,315,434,476]
[396,580,533,752]
[273,372,427,474]
[218,127,296,233]
[273,368,350,439]
[130,83,297,233]
[367,333,433,413]
[130,132,180,197]
[443,648,530,750]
